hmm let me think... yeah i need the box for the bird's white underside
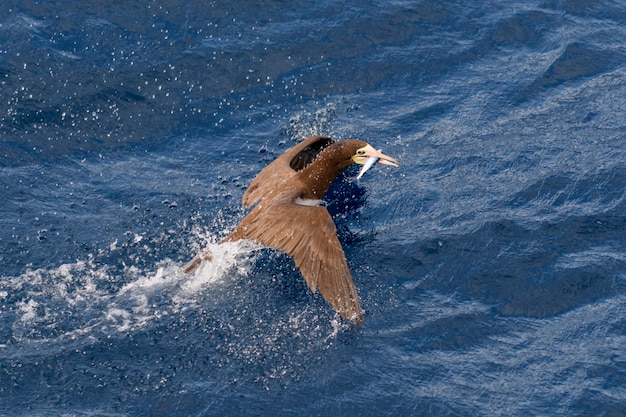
[294,197,325,207]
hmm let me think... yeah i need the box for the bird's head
[351,142,399,178]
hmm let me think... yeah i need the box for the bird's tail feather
[182,249,213,274]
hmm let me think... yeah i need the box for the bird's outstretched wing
[242,136,334,207]
[238,195,364,325]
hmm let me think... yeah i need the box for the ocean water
[2,0,626,415]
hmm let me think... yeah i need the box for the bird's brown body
[183,136,398,325]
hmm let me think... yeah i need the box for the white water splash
[0,238,261,356]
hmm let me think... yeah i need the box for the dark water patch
[517,42,624,101]
[396,200,626,318]
[490,9,557,48]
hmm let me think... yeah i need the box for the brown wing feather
[242,136,334,207]
[239,196,364,325]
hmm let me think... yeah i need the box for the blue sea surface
[2,1,626,415]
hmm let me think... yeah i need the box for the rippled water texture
[2,1,626,416]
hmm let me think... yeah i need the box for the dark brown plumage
[183,136,398,325]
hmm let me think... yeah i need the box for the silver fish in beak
[357,154,380,179]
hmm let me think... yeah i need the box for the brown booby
[183,136,398,325]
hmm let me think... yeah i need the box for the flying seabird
[183,136,399,325]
